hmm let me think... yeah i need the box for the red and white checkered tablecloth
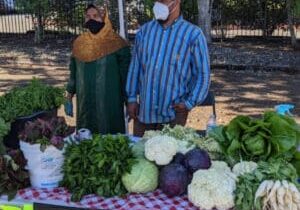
[17,188,199,210]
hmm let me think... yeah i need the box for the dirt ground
[0,63,299,131]
[0,37,299,131]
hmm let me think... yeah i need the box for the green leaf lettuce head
[209,111,300,166]
[122,158,159,193]
[264,111,299,156]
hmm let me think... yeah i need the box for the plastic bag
[20,141,64,188]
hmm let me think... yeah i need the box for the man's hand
[173,103,188,113]
[127,102,139,120]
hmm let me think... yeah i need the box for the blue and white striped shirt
[126,16,210,124]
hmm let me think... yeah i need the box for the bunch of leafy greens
[209,111,300,168]
[61,134,136,201]
[192,137,225,160]
[19,117,73,152]
[0,117,10,154]
[0,150,30,200]
[235,159,299,210]
[0,117,10,139]
[0,78,65,122]
[161,125,201,141]
[143,125,200,142]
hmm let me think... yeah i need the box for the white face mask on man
[153,1,176,21]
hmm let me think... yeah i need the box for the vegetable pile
[0,106,299,210]
[235,159,299,210]
[204,111,300,210]
[0,78,65,122]
[0,80,68,201]
[143,129,213,197]
[137,117,300,210]
[61,134,136,201]
[143,125,223,159]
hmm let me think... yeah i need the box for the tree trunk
[262,0,267,38]
[287,0,299,49]
[34,14,44,44]
[197,0,213,43]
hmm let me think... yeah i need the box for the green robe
[66,47,131,134]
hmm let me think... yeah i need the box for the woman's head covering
[72,7,128,62]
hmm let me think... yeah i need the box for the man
[65,4,131,134]
[126,0,210,137]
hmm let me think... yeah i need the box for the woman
[65,4,131,134]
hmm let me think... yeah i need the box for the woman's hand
[65,92,74,117]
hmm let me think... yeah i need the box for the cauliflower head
[188,165,236,210]
[232,161,257,176]
[210,161,231,173]
[143,126,198,155]
[144,135,178,165]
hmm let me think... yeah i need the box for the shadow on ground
[0,36,299,130]
[188,69,300,129]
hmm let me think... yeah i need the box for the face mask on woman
[84,19,105,34]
